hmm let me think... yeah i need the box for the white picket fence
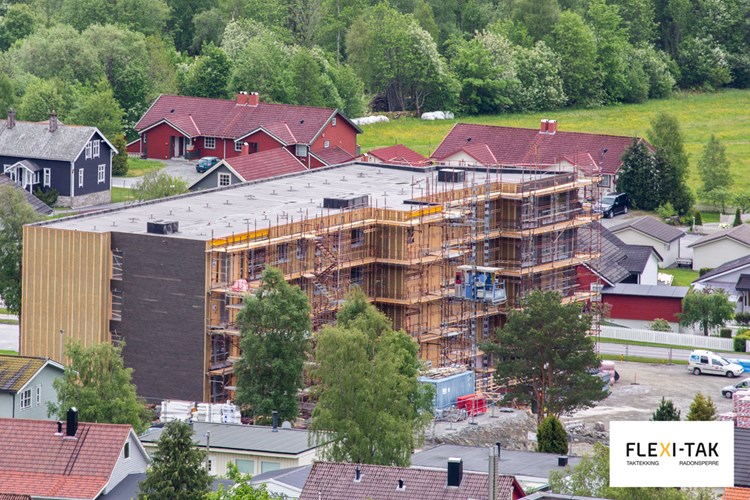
[600,326,734,351]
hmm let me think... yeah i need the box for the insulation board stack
[160,400,195,423]
[717,412,737,422]
[600,361,616,385]
[194,402,240,424]
[734,390,750,428]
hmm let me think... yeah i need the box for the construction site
[22,161,602,404]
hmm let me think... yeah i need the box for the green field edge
[598,337,736,354]
[0,350,17,355]
[601,354,688,365]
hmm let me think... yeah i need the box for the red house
[431,121,652,191]
[127,92,362,167]
[600,283,689,330]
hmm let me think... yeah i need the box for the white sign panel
[609,421,734,487]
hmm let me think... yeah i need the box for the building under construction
[21,161,601,403]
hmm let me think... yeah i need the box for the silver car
[722,377,750,398]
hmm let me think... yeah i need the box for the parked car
[597,193,631,218]
[688,349,744,378]
[195,156,220,173]
[722,377,750,398]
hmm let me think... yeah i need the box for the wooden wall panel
[21,226,111,365]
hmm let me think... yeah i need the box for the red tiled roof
[225,148,308,182]
[312,146,355,166]
[0,494,31,500]
[300,462,521,500]
[135,94,340,144]
[725,487,750,500]
[367,145,427,166]
[432,123,646,175]
[0,418,132,500]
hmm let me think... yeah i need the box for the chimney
[66,407,78,437]
[241,142,249,155]
[247,92,259,107]
[236,91,247,105]
[540,119,549,134]
[447,457,463,487]
[7,108,16,129]
[272,410,278,432]
[496,441,501,460]
[488,446,498,500]
[548,119,558,134]
[55,420,63,436]
[354,466,361,482]
[397,479,404,490]
[49,111,58,133]
[558,455,568,467]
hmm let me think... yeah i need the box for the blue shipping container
[418,370,475,410]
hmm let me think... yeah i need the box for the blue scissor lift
[454,265,507,305]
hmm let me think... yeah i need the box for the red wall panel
[143,122,182,159]
[604,294,682,322]
[311,115,359,156]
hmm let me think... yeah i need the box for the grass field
[111,187,135,203]
[357,89,750,193]
[661,268,699,287]
[0,318,18,325]
[0,350,17,355]
[122,158,164,177]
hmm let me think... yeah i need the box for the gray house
[692,254,750,313]
[0,354,64,419]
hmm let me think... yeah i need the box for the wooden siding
[21,226,111,365]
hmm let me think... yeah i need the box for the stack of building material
[717,412,737,422]
[160,400,195,422]
[733,390,750,428]
[194,402,240,424]
[600,361,616,385]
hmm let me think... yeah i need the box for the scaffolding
[203,163,603,402]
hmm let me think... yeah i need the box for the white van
[688,350,744,378]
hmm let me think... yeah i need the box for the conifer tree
[686,393,716,421]
[651,397,680,421]
[537,415,569,454]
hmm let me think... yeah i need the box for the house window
[123,442,130,459]
[207,459,213,472]
[143,134,147,144]
[236,459,255,474]
[278,243,289,263]
[295,144,307,157]
[98,164,106,183]
[43,168,51,187]
[351,266,363,287]
[205,137,216,149]
[351,228,364,248]
[261,461,280,474]
[235,141,243,152]
[79,168,84,188]
[332,117,337,127]
[218,173,231,187]
[92,140,100,158]
[20,389,31,410]
[324,140,330,149]
[296,239,307,260]
[35,385,41,406]
[85,142,92,159]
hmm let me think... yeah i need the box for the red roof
[0,418,133,500]
[367,144,427,166]
[225,148,308,182]
[136,94,353,144]
[299,462,523,500]
[724,487,750,500]
[432,123,647,175]
[312,146,355,166]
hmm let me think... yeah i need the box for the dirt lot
[562,361,736,429]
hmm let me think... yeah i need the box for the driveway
[113,158,204,189]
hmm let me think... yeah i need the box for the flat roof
[600,283,690,299]
[38,163,554,241]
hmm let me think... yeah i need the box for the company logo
[610,421,734,487]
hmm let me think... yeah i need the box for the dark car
[195,156,220,173]
[599,192,630,218]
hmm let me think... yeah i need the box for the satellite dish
[281,421,293,429]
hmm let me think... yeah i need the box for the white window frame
[35,385,41,406]
[295,144,307,157]
[98,164,106,184]
[204,137,216,150]
[85,142,92,160]
[20,389,31,410]
[43,168,51,187]
[234,141,243,152]
[324,140,330,149]
[332,116,337,127]
[92,140,100,158]
[79,168,84,188]
[218,173,231,187]
[123,441,130,460]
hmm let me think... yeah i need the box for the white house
[688,224,750,271]
[609,216,685,268]
[692,254,750,313]
[0,355,64,420]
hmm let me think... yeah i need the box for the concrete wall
[692,239,750,271]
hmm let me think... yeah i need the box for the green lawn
[661,268,699,287]
[0,318,18,325]
[0,350,17,355]
[699,211,721,223]
[357,89,750,193]
[121,158,164,178]
[0,308,8,314]
[601,353,688,365]
[599,337,733,353]
[111,187,136,203]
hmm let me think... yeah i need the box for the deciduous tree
[67,80,125,141]
[138,421,211,500]
[698,135,733,212]
[0,186,42,316]
[679,289,734,336]
[0,4,37,51]
[48,341,150,434]
[309,289,433,466]
[235,267,310,423]
[483,290,606,425]
[180,43,232,99]
[132,171,189,201]
[207,463,282,499]
[547,11,600,105]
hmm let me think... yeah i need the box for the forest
[0,0,748,144]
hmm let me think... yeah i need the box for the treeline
[1,0,749,139]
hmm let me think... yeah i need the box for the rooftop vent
[447,457,463,487]
[66,407,78,437]
[323,195,368,210]
[438,169,465,183]
[147,220,179,235]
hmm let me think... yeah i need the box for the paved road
[113,158,203,189]
[0,314,18,352]
[597,341,694,363]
